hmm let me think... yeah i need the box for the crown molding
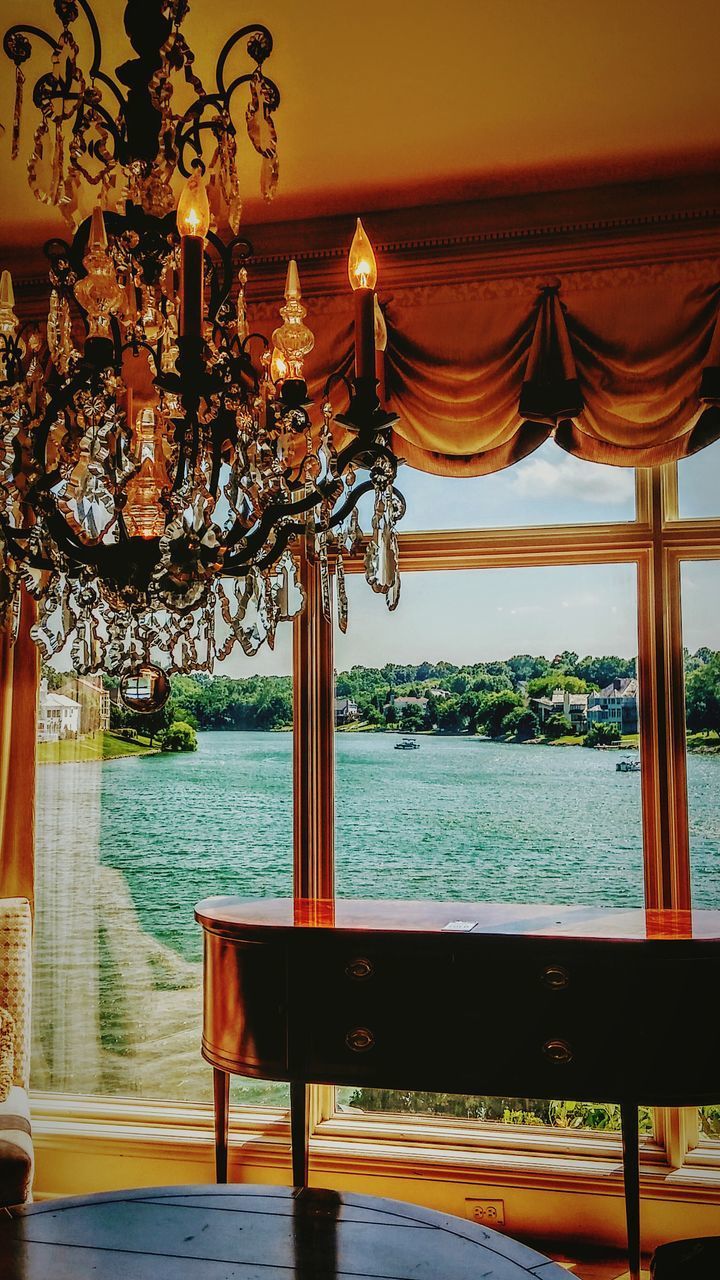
[8,172,720,313]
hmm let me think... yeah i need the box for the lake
[32,731,719,1103]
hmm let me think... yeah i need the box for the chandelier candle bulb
[177,174,210,339]
[349,219,378,383]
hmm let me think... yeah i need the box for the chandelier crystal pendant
[0,0,405,705]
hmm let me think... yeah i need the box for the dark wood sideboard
[194,897,720,1280]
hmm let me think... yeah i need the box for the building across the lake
[37,682,82,742]
[587,678,639,734]
[533,689,590,734]
[334,696,359,725]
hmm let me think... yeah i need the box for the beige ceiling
[1,0,719,248]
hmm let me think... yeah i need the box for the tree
[158,721,198,752]
[584,722,621,747]
[475,691,524,738]
[543,713,573,739]
[401,704,425,731]
[435,697,462,733]
[527,673,590,699]
[384,703,398,726]
[500,707,539,740]
[685,655,720,738]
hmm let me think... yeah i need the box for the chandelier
[0,0,404,707]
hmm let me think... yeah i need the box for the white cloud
[509,453,635,506]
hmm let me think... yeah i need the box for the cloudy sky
[218,438,720,676]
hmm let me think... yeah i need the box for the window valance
[287,255,720,476]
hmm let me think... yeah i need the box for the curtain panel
[0,591,38,905]
[276,255,720,477]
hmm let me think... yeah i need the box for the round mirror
[119,665,170,714]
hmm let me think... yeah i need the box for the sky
[216,437,720,677]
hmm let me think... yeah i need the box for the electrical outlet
[466,1198,505,1227]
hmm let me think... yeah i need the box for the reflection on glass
[392,440,635,532]
[678,439,720,520]
[33,640,293,1106]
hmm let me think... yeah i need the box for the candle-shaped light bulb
[177,175,209,339]
[270,346,289,384]
[285,258,301,300]
[177,172,211,239]
[348,218,377,291]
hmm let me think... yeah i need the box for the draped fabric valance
[286,256,720,477]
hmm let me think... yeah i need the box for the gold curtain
[367,263,720,476]
[0,590,38,905]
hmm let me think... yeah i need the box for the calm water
[33,731,719,1101]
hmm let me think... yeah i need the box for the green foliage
[500,706,539,740]
[543,713,573,739]
[170,673,292,731]
[158,721,198,753]
[685,654,720,738]
[584,721,622,747]
[400,704,425,731]
[347,1090,654,1133]
[475,690,524,738]
[527,673,591,699]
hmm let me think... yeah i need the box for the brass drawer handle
[543,1038,573,1064]
[541,965,570,990]
[346,1027,375,1053]
[346,956,374,981]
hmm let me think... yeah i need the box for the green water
[32,731,719,1102]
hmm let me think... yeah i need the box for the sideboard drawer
[202,935,288,1076]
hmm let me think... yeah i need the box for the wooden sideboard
[194,897,720,1280]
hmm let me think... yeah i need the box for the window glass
[680,560,720,912]
[33,619,293,1106]
[335,564,642,906]
[677,439,720,520]
[392,440,635,532]
[334,563,643,1128]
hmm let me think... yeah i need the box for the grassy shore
[37,731,160,765]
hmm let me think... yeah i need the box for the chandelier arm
[3,24,58,58]
[222,70,280,106]
[74,0,126,114]
[215,25,274,96]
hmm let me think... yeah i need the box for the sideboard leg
[290,1080,309,1188]
[620,1101,641,1280]
[213,1067,230,1184]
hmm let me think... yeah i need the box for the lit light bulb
[177,172,211,239]
[348,218,377,291]
[270,346,289,384]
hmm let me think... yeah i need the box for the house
[532,689,589,734]
[58,675,111,735]
[385,695,429,712]
[37,681,81,741]
[588,678,639,734]
[334,696,359,725]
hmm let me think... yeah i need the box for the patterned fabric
[0,1007,14,1101]
[0,899,31,1089]
[0,1084,32,1206]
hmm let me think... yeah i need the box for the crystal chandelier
[0,0,404,706]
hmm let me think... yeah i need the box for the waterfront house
[37,681,82,742]
[334,696,360,725]
[533,688,589,734]
[587,678,639,734]
[58,676,111,736]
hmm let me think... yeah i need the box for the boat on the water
[394,738,420,750]
[616,757,640,772]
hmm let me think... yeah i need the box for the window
[32,626,293,1106]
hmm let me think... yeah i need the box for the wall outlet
[466,1198,505,1227]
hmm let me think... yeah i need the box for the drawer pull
[541,965,570,990]
[346,1027,375,1053]
[543,1038,573,1064]
[346,956,374,981]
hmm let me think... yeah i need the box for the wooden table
[0,1185,568,1278]
[195,898,720,1280]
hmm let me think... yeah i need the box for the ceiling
[1,0,719,249]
